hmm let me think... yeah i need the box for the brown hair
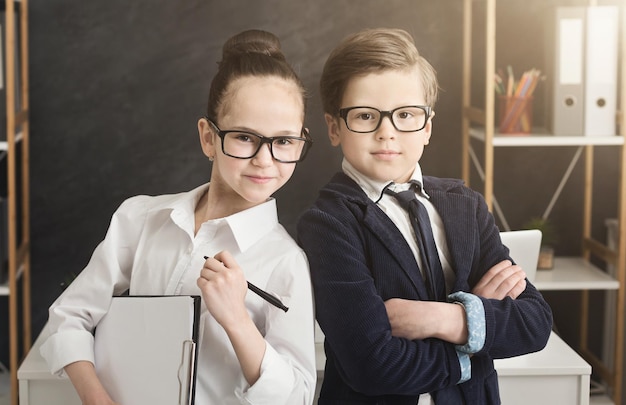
[207,29,306,121]
[320,28,439,116]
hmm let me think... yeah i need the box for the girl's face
[199,76,304,210]
[325,67,433,184]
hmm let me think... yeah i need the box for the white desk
[19,330,590,405]
[314,331,591,405]
[494,332,591,404]
[17,330,81,405]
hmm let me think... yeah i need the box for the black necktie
[385,182,446,301]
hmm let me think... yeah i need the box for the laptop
[499,229,543,282]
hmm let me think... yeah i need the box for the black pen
[203,256,289,312]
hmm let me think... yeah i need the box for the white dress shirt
[342,159,455,293]
[40,183,317,405]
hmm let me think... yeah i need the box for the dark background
[1,0,624,398]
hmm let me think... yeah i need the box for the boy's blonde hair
[320,28,439,116]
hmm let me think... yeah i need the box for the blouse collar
[149,183,278,252]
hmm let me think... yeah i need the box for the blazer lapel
[428,189,478,292]
[362,203,430,299]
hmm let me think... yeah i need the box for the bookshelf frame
[461,0,626,403]
[0,1,31,405]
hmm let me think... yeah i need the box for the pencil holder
[498,96,533,134]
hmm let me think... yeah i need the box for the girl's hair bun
[221,29,286,62]
[206,29,305,121]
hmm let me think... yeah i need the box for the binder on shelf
[94,295,201,405]
[552,6,586,136]
[583,6,618,137]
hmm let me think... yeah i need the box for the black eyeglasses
[207,119,312,163]
[338,105,432,133]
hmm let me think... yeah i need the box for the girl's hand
[197,251,266,385]
[64,361,121,405]
[87,397,121,405]
[197,250,249,328]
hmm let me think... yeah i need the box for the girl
[41,29,316,405]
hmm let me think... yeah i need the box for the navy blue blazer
[297,173,553,404]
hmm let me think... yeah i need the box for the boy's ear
[325,113,342,147]
[198,118,217,159]
[423,110,435,145]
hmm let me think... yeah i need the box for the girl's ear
[198,118,217,159]
[325,113,342,147]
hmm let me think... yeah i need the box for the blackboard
[2,0,615,366]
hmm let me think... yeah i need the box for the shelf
[0,265,25,296]
[462,0,626,402]
[469,127,625,147]
[534,257,620,291]
[0,131,24,151]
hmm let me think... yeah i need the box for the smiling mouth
[247,175,273,183]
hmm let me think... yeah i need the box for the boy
[297,28,552,404]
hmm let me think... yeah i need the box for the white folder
[552,7,586,136]
[583,6,619,137]
[94,295,200,405]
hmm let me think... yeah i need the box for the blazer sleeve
[467,189,553,359]
[297,201,463,397]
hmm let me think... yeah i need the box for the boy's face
[325,67,433,184]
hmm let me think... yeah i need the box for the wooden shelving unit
[0,0,31,404]
[461,0,626,403]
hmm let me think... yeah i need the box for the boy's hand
[385,299,467,344]
[472,260,526,300]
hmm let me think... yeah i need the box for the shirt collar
[223,199,279,252]
[341,158,430,202]
[147,182,279,253]
[147,183,208,217]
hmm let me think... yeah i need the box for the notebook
[94,295,201,405]
[500,229,543,282]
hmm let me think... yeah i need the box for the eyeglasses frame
[338,105,432,133]
[206,118,313,163]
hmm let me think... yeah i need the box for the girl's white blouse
[40,183,317,404]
